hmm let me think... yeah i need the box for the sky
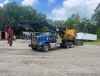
[0,0,100,20]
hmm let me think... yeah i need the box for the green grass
[84,39,100,45]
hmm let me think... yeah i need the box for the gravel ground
[0,40,100,76]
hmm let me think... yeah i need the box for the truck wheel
[68,42,74,48]
[65,42,74,48]
[31,45,37,50]
[64,42,68,48]
[43,45,49,52]
[75,40,84,46]
[31,47,36,50]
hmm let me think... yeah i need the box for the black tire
[64,41,75,48]
[31,45,37,50]
[75,40,84,46]
[32,47,37,50]
[68,42,74,48]
[42,45,49,52]
[32,47,36,50]
[64,42,69,48]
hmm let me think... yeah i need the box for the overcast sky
[0,0,100,20]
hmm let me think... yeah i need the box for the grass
[84,39,100,45]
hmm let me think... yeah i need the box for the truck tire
[75,40,83,46]
[31,47,36,50]
[64,41,74,48]
[31,45,37,50]
[42,45,49,52]
[64,42,69,48]
[68,42,74,48]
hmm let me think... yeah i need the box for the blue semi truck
[30,32,61,51]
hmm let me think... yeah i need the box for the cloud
[48,8,67,20]
[0,0,9,7]
[22,0,38,6]
[48,0,55,4]
[48,0,100,20]
[0,0,39,7]
[86,0,100,17]
[0,4,3,7]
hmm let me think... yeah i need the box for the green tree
[0,2,52,36]
[92,3,100,38]
[96,28,100,38]
[78,19,96,33]
[64,14,80,28]
[39,26,49,32]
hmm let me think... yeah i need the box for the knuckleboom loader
[59,26,78,48]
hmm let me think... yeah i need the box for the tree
[0,7,6,30]
[93,3,100,26]
[64,14,80,28]
[78,19,96,33]
[96,28,100,38]
[0,2,52,36]
[92,3,100,38]
[39,26,49,32]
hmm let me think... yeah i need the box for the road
[0,40,100,76]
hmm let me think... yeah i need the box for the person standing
[6,26,14,46]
